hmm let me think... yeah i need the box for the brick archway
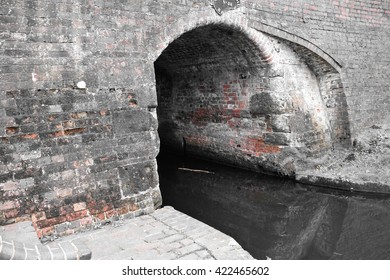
[152,12,275,65]
[152,11,351,146]
[153,12,350,176]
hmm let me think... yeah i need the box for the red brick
[63,128,86,136]
[66,210,88,222]
[232,109,241,118]
[37,216,67,228]
[101,204,113,212]
[49,130,65,138]
[241,137,281,156]
[79,217,93,227]
[72,160,81,168]
[21,133,39,139]
[15,215,30,223]
[87,201,97,210]
[129,203,139,212]
[117,205,130,215]
[73,202,87,212]
[104,209,117,219]
[99,109,109,116]
[32,211,47,223]
[37,226,55,239]
[6,127,18,135]
[95,213,105,221]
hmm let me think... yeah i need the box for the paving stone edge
[0,235,91,260]
[295,173,390,195]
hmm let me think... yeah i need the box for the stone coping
[296,173,390,196]
[0,235,91,260]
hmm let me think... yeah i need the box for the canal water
[157,152,390,260]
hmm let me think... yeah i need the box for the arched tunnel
[154,23,350,176]
[153,24,354,260]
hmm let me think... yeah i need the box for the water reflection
[157,152,390,260]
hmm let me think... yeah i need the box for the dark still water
[157,152,390,260]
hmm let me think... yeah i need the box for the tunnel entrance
[154,24,272,170]
[154,23,347,176]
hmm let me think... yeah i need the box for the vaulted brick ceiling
[155,24,267,74]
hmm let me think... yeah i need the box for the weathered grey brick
[0,241,14,260]
[25,248,40,260]
[71,240,92,260]
[112,110,153,135]
[176,243,203,256]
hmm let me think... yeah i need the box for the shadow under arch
[151,13,276,65]
[153,16,351,176]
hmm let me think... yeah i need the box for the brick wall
[0,0,389,236]
[0,0,162,236]
[243,0,390,135]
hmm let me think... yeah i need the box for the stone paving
[0,206,253,260]
[0,221,91,260]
